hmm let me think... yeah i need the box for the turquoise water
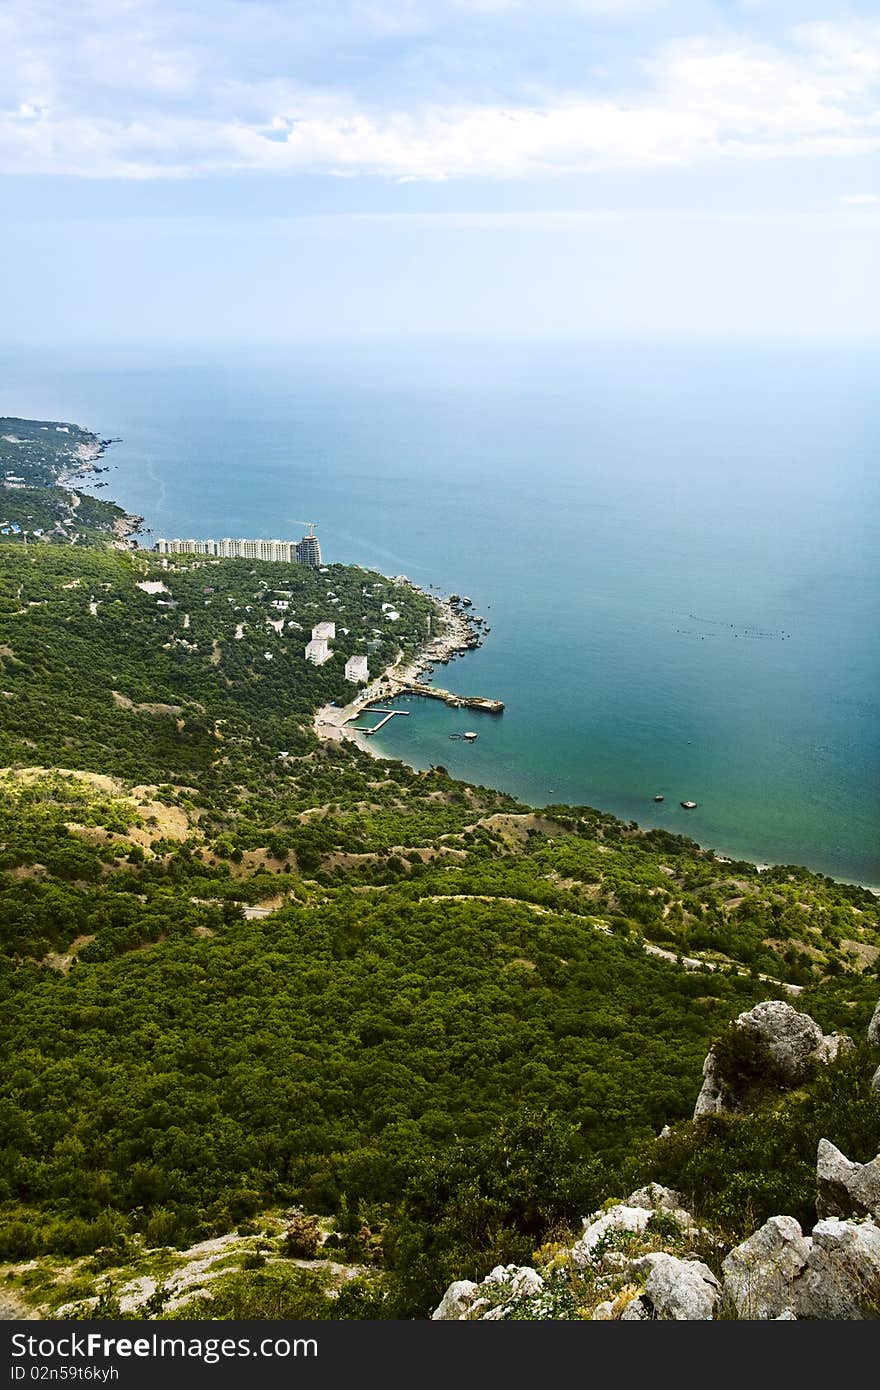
[2,339,878,884]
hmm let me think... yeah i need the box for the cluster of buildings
[154,533,322,567]
[304,620,369,684]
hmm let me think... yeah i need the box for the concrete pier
[391,679,504,713]
[360,709,410,735]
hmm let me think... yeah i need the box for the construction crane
[290,519,318,536]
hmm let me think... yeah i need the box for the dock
[356,709,410,735]
[391,679,504,713]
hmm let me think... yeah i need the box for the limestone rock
[483,1265,544,1299]
[591,1300,615,1320]
[642,1254,720,1320]
[432,1280,478,1320]
[433,1265,544,1320]
[573,1189,695,1267]
[872,1063,880,1096]
[625,1184,689,1214]
[813,1033,854,1065]
[619,1296,652,1320]
[816,1139,880,1222]
[721,1216,812,1320]
[693,1049,724,1117]
[694,1001,852,1119]
[571,1205,655,1266]
[795,1218,880,1320]
[868,998,880,1046]
[736,1001,829,1076]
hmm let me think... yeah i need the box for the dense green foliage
[0,438,877,1318]
[0,418,127,545]
[633,1040,880,1240]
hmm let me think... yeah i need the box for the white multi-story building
[312,621,335,641]
[344,655,369,683]
[154,534,319,565]
[305,637,331,666]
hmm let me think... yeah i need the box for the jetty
[390,678,504,713]
[358,708,410,735]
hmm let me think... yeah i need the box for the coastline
[313,587,482,758]
[11,411,876,893]
[56,430,144,549]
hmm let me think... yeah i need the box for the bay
[2,337,877,885]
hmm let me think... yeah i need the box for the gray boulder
[872,1063,880,1096]
[483,1265,543,1299]
[721,1215,811,1320]
[619,1297,652,1320]
[591,1300,616,1320]
[737,1001,848,1075]
[571,1204,655,1266]
[693,1049,725,1117]
[642,1254,721,1320]
[816,1139,880,1222]
[572,1189,695,1266]
[431,1280,478,1320]
[433,1265,544,1320]
[694,1001,852,1119]
[625,1184,689,1214]
[868,998,880,1046]
[795,1218,880,1320]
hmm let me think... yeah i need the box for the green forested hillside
[0,534,877,1319]
[0,418,128,544]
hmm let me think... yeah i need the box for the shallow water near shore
[2,338,878,884]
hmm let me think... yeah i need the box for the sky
[2,0,879,342]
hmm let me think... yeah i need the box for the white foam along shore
[313,586,481,758]
[55,432,143,547]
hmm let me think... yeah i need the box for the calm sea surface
[2,340,878,885]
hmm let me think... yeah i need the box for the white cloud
[1,8,880,179]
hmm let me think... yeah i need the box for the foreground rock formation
[693,1000,852,1118]
[433,996,880,1321]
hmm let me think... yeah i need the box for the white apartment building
[312,621,335,641]
[305,637,331,666]
[344,655,369,683]
[154,535,321,566]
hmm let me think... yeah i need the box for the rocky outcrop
[721,1214,880,1320]
[796,1219,880,1320]
[431,1280,479,1320]
[434,1201,880,1321]
[571,1188,694,1267]
[816,1139,880,1222]
[867,998,880,1047]
[693,1049,725,1117]
[431,1266,543,1320]
[872,1064,880,1096]
[721,1216,811,1319]
[632,1254,721,1320]
[693,1000,852,1118]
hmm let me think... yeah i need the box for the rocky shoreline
[56,433,144,548]
[313,586,492,756]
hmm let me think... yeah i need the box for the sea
[2,338,878,886]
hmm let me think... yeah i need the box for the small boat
[680,800,697,809]
[654,794,664,802]
[463,731,477,741]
